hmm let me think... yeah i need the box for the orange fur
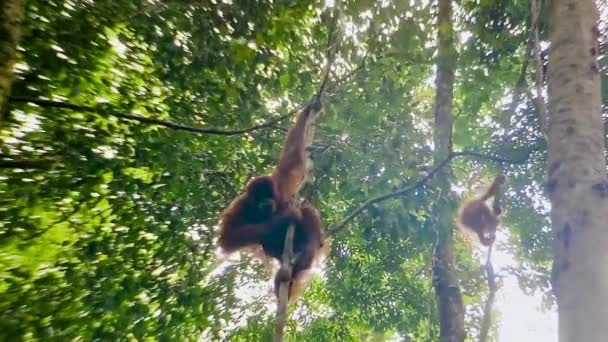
[287,236,329,301]
[217,102,325,301]
[456,176,505,246]
[271,101,320,201]
[272,203,328,302]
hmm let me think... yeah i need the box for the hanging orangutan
[217,100,326,300]
[456,175,505,246]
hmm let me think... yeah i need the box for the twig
[479,174,503,341]
[314,5,340,102]
[326,31,395,97]
[479,245,497,342]
[10,8,340,138]
[327,151,528,236]
[23,197,94,241]
[525,88,550,135]
[501,12,537,129]
[503,39,532,127]
[199,258,227,287]
[10,39,339,137]
[531,0,548,136]
[9,96,299,136]
[273,224,295,342]
[333,58,366,87]
[0,158,55,169]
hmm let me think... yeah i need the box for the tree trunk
[432,0,465,341]
[0,0,25,124]
[546,0,608,341]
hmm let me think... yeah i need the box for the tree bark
[432,0,465,341]
[0,0,25,124]
[546,0,608,341]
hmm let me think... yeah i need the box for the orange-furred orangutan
[456,175,506,246]
[217,100,326,301]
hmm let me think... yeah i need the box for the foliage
[2,0,597,340]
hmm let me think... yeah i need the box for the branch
[333,59,366,88]
[479,245,498,342]
[327,151,528,236]
[10,11,340,137]
[525,88,550,137]
[0,158,55,169]
[453,150,526,164]
[504,40,532,123]
[274,224,295,342]
[326,30,386,96]
[23,197,94,241]
[314,6,340,102]
[530,0,549,136]
[9,96,299,136]
[501,12,536,129]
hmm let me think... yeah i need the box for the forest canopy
[0,0,607,341]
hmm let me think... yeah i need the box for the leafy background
[1,0,606,341]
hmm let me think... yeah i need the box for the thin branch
[480,168,504,342]
[314,6,340,102]
[9,96,299,136]
[200,258,226,285]
[531,0,548,136]
[479,245,498,342]
[0,158,55,169]
[327,151,528,236]
[503,39,532,126]
[274,224,295,342]
[525,88,550,135]
[23,197,94,241]
[513,38,532,109]
[10,8,340,138]
[334,58,366,86]
[453,150,526,164]
[10,39,339,137]
[326,30,386,96]
[501,13,536,129]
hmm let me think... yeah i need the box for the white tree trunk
[547,0,608,341]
